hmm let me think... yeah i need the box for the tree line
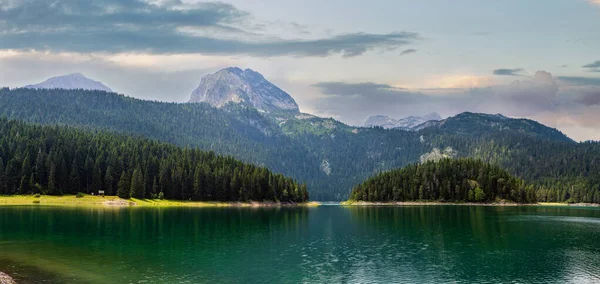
[0,118,308,202]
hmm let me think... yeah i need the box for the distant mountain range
[7,67,597,201]
[364,113,442,130]
[24,73,113,92]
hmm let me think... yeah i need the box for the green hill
[0,88,598,202]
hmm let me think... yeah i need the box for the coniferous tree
[104,166,114,195]
[0,157,5,194]
[117,171,130,199]
[48,162,59,195]
[130,167,145,199]
[69,159,80,193]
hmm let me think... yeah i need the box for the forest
[0,88,599,202]
[349,158,536,203]
[0,118,308,202]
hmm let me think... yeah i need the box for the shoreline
[341,201,600,207]
[0,195,320,208]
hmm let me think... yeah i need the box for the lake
[1,205,599,283]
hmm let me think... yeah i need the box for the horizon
[1,0,600,141]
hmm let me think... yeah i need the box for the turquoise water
[1,205,599,283]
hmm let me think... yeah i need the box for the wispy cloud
[0,0,419,57]
[493,68,525,76]
[558,76,600,86]
[583,60,600,72]
[400,49,417,56]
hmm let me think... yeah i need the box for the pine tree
[0,157,5,195]
[193,165,202,200]
[104,166,114,195]
[117,171,130,199]
[69,159,80,193]
[19,175,30,194]
[152,177,158,198]
[48,162,59,195]
[92,162,102,194]
[130,167,145,199]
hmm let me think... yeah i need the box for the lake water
[1,205,599,283]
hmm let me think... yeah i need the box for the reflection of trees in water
[0,207,312,283]
[345,206,600,282]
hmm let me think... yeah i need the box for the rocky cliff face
[24,73,113,92]
[364,112,442,129]
[189,67,299,113]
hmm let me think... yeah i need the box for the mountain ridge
[364,112,442,130]
[24,73,113,92]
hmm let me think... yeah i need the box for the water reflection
[344,206,600,283]
[0,206,599,283]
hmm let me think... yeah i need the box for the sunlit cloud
[432,75,493,89]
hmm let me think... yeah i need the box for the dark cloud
[0,0,419,57]
[493,68,525,76]
[400,49,417,56]
[583,60,600,69]
[557,76,600,86]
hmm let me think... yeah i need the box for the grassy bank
[0,195,320,208]
[341,200,599,207]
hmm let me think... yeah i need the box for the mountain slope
[0,87,597,202]
[24,73,113,92]
[189,67,299,112]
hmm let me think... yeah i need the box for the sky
[1,0,600,141]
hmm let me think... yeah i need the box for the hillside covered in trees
[0,88,599,202]
[349,159,536,203]
[0,118,308,202]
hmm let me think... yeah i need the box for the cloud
[400,49,417,56]
[557,76,600,86]
[583,61,600,68]
[311,71,600,141]
[582,60,600,72]
[0,0,419,57]
[493,68,525,76]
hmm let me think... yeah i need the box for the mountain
[364,112,441,129]
[24,73,113,92]
[1,81,598,202]
[418,112,573,142]
[189,67,299,113]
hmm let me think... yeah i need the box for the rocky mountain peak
[364,112,442,130]
[189,67,299,113]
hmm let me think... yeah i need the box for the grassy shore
[0,194,320,208]
[340,200,599,207]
